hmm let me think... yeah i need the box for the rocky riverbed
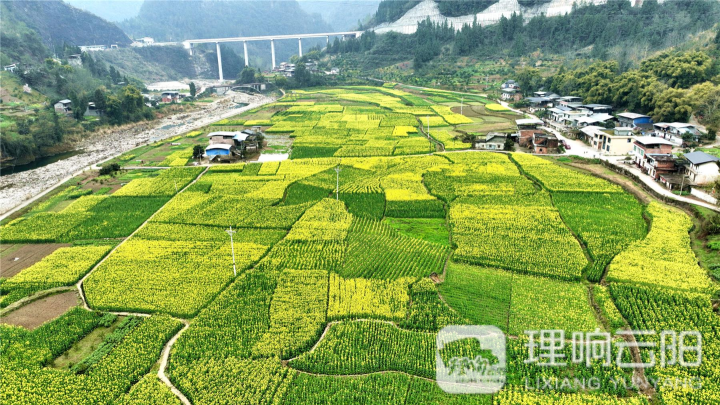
[0,92,275,217]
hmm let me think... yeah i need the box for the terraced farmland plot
[84,239,270,317]
[440,263,600,335]
[4,90,720,405]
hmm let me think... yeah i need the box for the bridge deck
[183,31,362,45]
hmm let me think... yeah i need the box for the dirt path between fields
[158,319,191,405]
[71,167,207,404]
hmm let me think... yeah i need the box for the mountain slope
[297,0,380,31]
[63,0,144,23]
[372,0,605,34]
[3,0,132,47]
[120,0,332,41]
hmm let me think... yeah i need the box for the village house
[161,91,180,103]
[516,119,544,148]
[617,112,653,128]
[580,104,613,114]
[548,106,592,127]
[68,54,83,67]
[84,102,101,117]
[653,123,703,145]
[556,96,583,109]
[54,99,72,114]
[474,133,508,150]
[632,136,675,179]
[575,113,615,128]
[3,64,17,72]
[501,80,520,90]
[581,126,634,155]
[205,129,261,161]
[131,37,155,47]
[79,45,107,52]
[526,96,552,108]
[682,151,719,185]
[516,118,543,130]
[501,88,522,101]
[532,132,559,154]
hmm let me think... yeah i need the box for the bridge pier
[216,42,224,82]
[298,38,302,58]
[271,39,276,69]
[243,41,249,66]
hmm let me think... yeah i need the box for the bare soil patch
[0,291,79,330]
[0,243,72,278]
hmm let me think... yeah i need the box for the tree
[99,163,121,176]
[16,118,31,135]
[503,138,515,151]
[189,82,196,98]
[237,67,257,84]
[104,95,123,125]
[274,75,288,88]
[652,87,693,122]
[516,67,542,96]
[93,88,107,113]
[121,85,144,114]
[192,145,204,159]
[689,82,720,132]
[69,92,88,121]
[293,63,311,87]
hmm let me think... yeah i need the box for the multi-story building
[632,136,676,179]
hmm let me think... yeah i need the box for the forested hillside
[0,2,50,66]
[524,42,720,136]
[331,0,720,69]
[2,0,131,49]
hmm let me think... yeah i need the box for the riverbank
[0,92,275,218]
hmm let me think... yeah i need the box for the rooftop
[618,112,650,119]
[683,151,719,165]
[205,144,232,150]
[634,136,674,147]
[516,118,543,126]
[207,131,240,137]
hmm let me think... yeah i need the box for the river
[0,150,85,177]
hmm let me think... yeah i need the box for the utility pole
[426,116,430,137]
[226,226,237,277]
[174,181,178,194]
[334,166,341,200]
[460,96,463,115]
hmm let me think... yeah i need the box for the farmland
[1,86,717,405]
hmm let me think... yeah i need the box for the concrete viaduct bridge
[180,31,363,81]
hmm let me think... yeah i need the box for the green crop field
[1,86,717,405]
